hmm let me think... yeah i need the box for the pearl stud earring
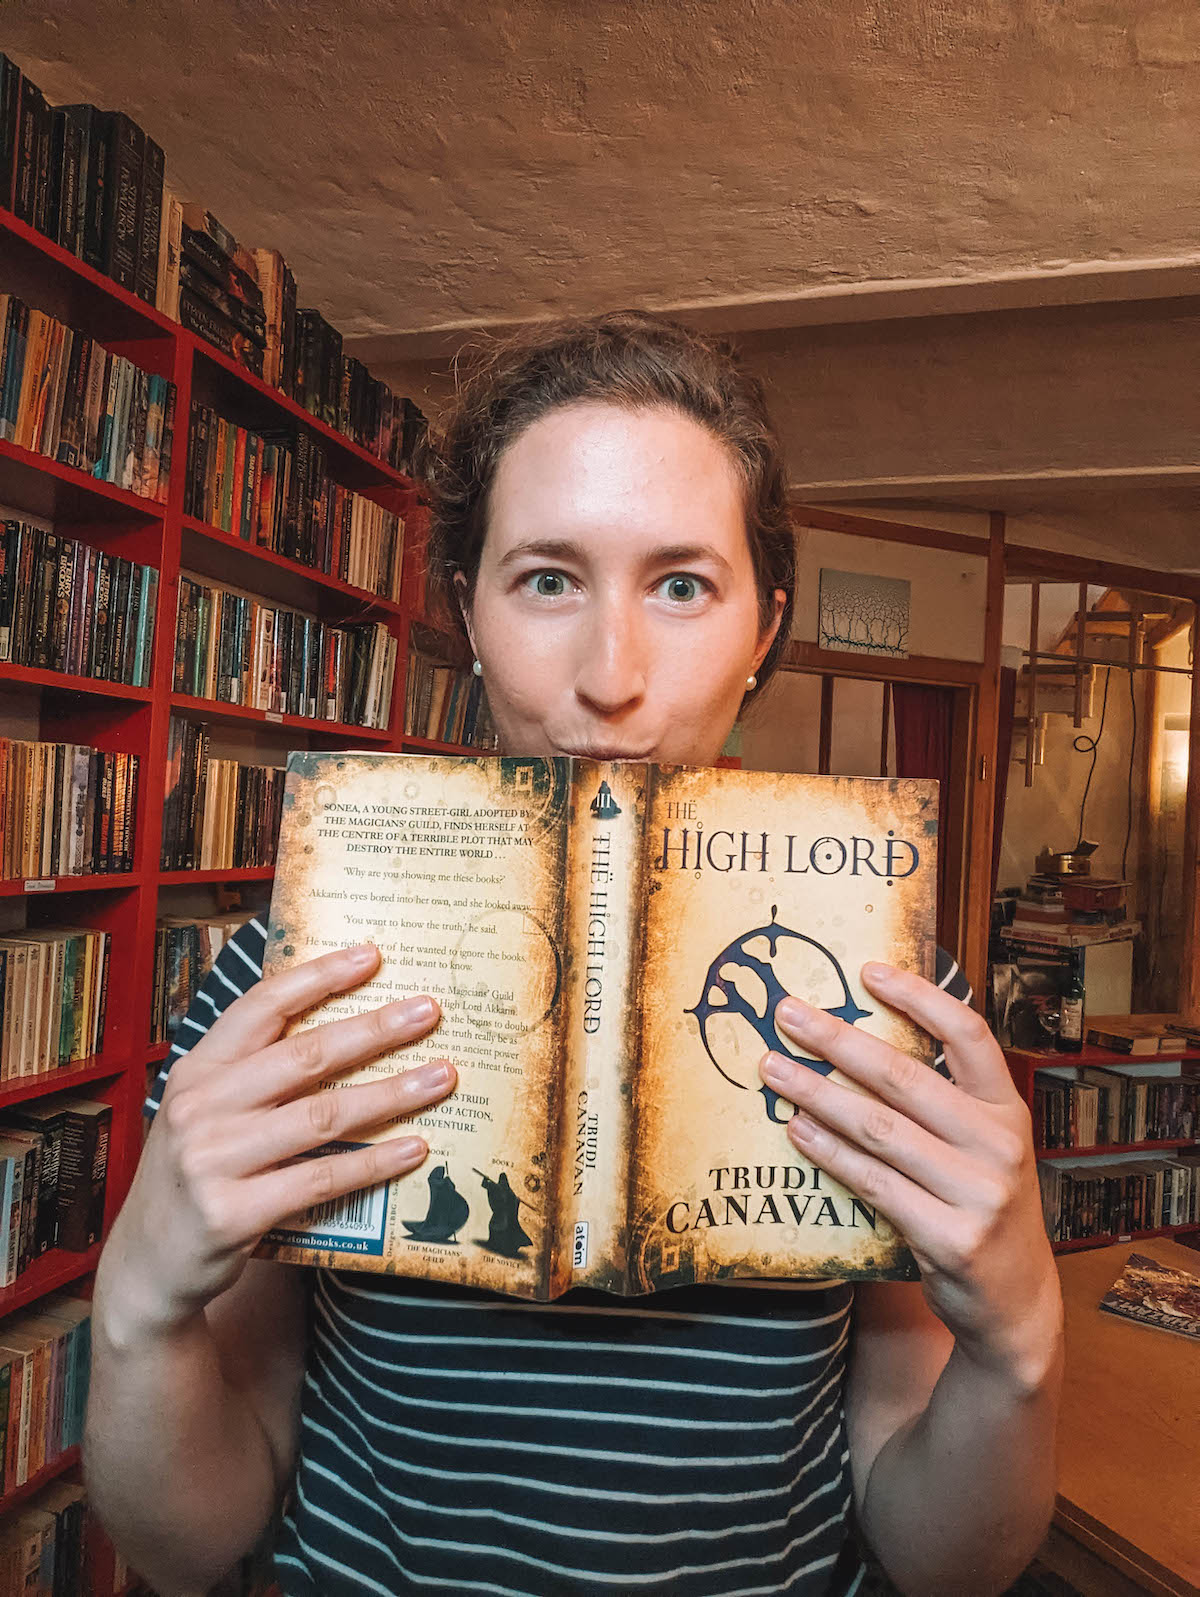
[745,674,757,690]
[472,659,483,677]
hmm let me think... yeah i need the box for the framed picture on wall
[818,569,911,658]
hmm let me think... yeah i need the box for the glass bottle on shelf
[1055,950,1085,1054]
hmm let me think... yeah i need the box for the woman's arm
[85,937,457,1594]
[86,1259,307,1597]
[847,1279,1061,1597]
[759,962,1063,1597]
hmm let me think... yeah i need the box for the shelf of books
[1006,1025,1200,1255]
[0,47,492,1591]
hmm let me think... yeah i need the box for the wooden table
[1040,1238,1200,1596]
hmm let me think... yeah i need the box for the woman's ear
[752,587,788,672]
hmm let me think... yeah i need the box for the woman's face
[460,402,785,767]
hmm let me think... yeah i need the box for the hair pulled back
[419,309,795,700]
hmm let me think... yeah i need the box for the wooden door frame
[790,506,1200,1011]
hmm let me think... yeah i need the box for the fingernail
[862,961,893,985]
[777,996,814,1030]
[390,1135,426,1161]
[405,995,438,1024]
[789,1114,818,1144]
[761,1052,796,1088]
[347,943,378,969]
[411,1060,453,1090]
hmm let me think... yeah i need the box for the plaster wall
[793,527,988,660]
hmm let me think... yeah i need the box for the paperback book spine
[550,760,646,1296]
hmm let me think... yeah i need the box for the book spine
[135,135,164,304]
[101,113,142,291]
[549,760,647,1296]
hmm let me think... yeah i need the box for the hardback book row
[179,219,427,472]
[403,640,499,749]
[0,298,175,500]
[161,719,285,873]
[0,54,163,307]
[0,929,109,1083]
[0,742,138,881]
[1037,1150,1200,1243]
[151,912,257,1044]
[174,576,398,728]
[1034,1067,1198,1150]
[0,1291,89,1500]
[0,1475,127,1597]
[0,1096,112,1280]
[0,522,158,688]
[184,403,405,600]
[0,51,424,476]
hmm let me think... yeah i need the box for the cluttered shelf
[1039,1138,1197,1160]
[1053,1222,1200,1255]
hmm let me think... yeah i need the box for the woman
[86,312,1063,1597]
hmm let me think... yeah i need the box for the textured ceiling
[9,3,1200,570]
[9,1,1200,353]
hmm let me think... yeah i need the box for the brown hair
[419,309,796,700]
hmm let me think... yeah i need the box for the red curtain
[891,682,954,945]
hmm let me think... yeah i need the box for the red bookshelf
[169,692,396,741]
[0,1444,81,1519]
[0,190,500,1519]
[1006,1031,1200,1254]
[1038,1138,1196,1160]
[0,665,153,703]
[181,514,405,617]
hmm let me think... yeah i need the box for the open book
[257,753,939,1299]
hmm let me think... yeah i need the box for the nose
[573,592,647,717]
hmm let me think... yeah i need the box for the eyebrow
[495,537,736,575]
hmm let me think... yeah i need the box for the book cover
[1099,1250,1200,1340]
[99,110,142,292]
[258,753,938,1300]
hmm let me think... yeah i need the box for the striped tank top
[146,919,970,1595]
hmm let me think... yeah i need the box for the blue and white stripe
[145,919,971,1595]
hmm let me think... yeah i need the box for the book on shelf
[0,1475,127,1596]
[184,401,405,598]
[1098,1250,1200,1341]
[0,52,425,483]
[257,752,939,1301]
[1037,1149,1200,1243]
[0,297,175,498]
[0,1096,110,1281]
[48,1098,110,1253]
[152,911,258,1044]
[1034,1067,1198,1150]
[160,718,285,873]
[1086,1018,1189,1055]
[174,574,398,729]
[1000,919,1140,949]
[404,638,498,749]
[0,1291,89,1495]
[0,739,139,878]
[0,927,110,1082]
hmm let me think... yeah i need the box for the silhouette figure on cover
[402,1164,470,1243]
[475,1169,533,1257]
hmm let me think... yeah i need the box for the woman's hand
[759,960,1062,1392]
[103,942,456,1338]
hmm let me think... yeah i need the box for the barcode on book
[265,1141,389,1256]
[573,1221,589,1269]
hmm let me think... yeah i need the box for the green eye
[531,571,567,597]
[664,575,700,602]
